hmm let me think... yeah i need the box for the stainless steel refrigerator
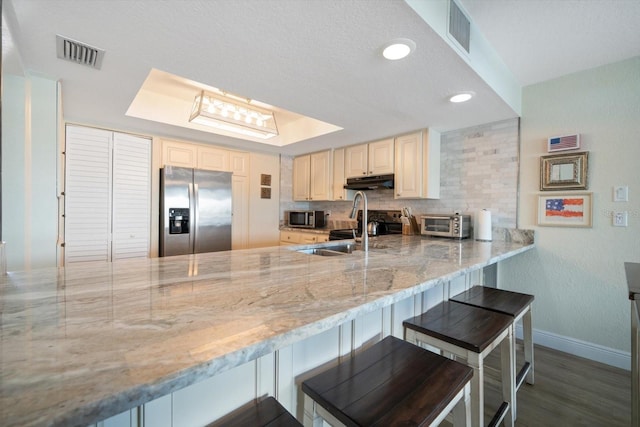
[160,166,232,256]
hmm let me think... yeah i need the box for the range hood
[344,174,394,190]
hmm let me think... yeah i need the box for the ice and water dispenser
[168,208,190,234]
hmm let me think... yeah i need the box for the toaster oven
[420,214,471,239]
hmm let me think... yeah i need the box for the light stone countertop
[0,234,534,427]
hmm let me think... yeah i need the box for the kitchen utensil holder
[402,217,420,235]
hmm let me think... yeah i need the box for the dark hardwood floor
[445,342,631,426]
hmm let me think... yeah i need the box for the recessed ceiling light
[449,92,474,103]
[382,38,416,60]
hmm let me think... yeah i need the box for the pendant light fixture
[189,90,279,139]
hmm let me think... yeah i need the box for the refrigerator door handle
[193,182,200,251]
[189,182,196,252]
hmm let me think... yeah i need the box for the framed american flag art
[547,134,580,152]
[537,193,592,227]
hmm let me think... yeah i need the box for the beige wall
[500,57,640,367]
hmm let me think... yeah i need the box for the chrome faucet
[350,191,368,252]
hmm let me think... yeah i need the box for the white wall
[2,73,59,271]
[500,57,640,366]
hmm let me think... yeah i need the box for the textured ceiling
[4,0,639,155]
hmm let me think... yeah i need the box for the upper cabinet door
[292,155,311,201]
[229,151,250,176]
[394,130,440,199]
[197,146,229,171]
[332,147,353,201]
[344,139,394,178]
[309,150,332,201]
[394,132,422,198]
[163,140,196,168]
[344,144,368,178]
[368,138,394,175]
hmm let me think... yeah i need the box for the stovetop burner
[329,210,403,240]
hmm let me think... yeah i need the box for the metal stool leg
[523,307,535,385]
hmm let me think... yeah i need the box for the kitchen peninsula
[0,233,534,427]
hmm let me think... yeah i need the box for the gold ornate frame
[540,151,588,191]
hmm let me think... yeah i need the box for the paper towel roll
[476,209,492,241]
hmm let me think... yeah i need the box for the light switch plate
[613,185,629,202]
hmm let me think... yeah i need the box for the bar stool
[449,286,535,389]
[403,301,515,427]
[207,396,302,426]
[301,335,473,427]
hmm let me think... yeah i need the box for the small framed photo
[260,174,272,186]
[540,151,588,191]
[537,192,592,227]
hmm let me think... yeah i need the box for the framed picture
[547,134,580,152]
[537,193,592,227]
[540,151,588,191]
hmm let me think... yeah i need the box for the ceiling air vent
[56,35,105,69]
[448,0,470,54]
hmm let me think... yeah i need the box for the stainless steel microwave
[420,214,470,239]
[286,210,326,229]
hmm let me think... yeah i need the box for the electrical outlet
[613,211,628,227]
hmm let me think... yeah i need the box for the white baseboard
[515,324,631,371]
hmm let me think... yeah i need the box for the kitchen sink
[295,242,356,256]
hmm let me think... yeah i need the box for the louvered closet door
[112,133,151,260]
[65,125,112,263]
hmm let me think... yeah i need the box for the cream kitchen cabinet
[197,145,229,171]
[162,139,249,175]
[279,230,329,245]
[232,175,249,249]
[344,138,394,178]
[394,129,441,199]
[229,151,249,176]
[293,150,332,201]
[332,147,354,201]
[292,155,311,201]
[162,140,196,168]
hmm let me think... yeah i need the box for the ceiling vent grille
[56,35,105,69]
[448,0,471,54]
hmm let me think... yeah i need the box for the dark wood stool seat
[450,286,535,390]
[301,335,473,427]
[207,396,302,427]
[449,286,533,318]
[403,301,515,427]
